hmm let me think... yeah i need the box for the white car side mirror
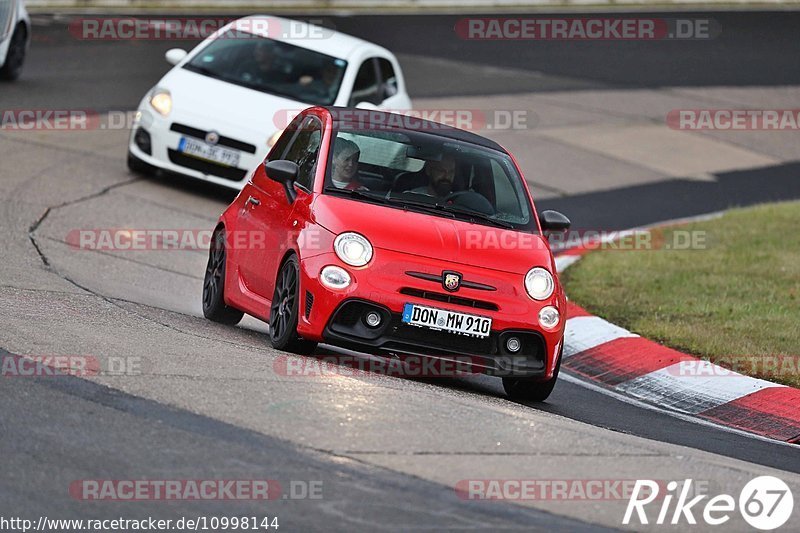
[165,48,188,66]
[355,101,380,110]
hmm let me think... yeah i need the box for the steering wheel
[444,190,495,215]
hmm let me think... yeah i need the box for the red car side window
[283,117,323,192]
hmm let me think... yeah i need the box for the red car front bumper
[296,249,565,379]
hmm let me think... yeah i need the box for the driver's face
[427,157,455,195]
[333,152,359,181]
[253,45,274,68]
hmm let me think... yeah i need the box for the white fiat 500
[128,15,412,189]
[0,0,30,81]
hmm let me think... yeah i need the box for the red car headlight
[334,232,373,267]
[524,267,554,300]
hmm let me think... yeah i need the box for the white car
[128,15,412,190]
[0,0,30,81]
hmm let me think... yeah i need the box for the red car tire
[269,255,318,355]
[202,228,244,326]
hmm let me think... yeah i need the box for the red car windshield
[323,128,537,232]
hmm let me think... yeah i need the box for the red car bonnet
[312,195,554,275]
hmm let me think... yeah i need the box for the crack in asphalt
[23,206,56,272]
[19,173,272,353]
[25,176,141,277]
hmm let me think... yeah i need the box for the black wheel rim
[270,261,297,341]
[202,233,225,311]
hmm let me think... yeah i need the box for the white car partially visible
[0,0,30,81]
[128,15,412,190]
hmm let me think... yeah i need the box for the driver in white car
[238,41,294,85]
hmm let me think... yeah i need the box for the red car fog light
[320,265,351,290]
[364,311,382,327]
[538,306,560,330]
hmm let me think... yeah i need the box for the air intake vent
[305,291,314,319]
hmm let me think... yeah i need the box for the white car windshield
[183,29,347,106]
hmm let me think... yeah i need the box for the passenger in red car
[331,138,363,190]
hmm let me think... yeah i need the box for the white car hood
[159,66,308,148]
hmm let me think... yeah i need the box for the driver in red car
[407,154,456,198]
[330,138,363,190]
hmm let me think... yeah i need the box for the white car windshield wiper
[185,64,221,78]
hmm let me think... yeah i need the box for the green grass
[563,201,800,387]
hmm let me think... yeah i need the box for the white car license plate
[401,303,492,338]
[178,137,240,167]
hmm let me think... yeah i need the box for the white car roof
[230,15,385,60]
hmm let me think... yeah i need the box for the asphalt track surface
[2,12,800,531]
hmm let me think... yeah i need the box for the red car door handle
[246,196,261,206]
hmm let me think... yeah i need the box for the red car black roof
[322,106,507,153]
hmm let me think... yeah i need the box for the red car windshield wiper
[436,204,515,229]
[386,195,514,230]
[323,187,390,204]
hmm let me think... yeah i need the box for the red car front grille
[398,287,499,311]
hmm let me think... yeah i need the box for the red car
[202,107,571,401]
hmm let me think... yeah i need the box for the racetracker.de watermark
[463,229,709,252]
[666,356,800,380]
[667,109,800,130]
[68,479,323,501]
[455,18,720,40]
[455,479,712,501]
[66,228,709,253]
[0,110,136,131]
[0,354,141,377]
[66,228,324,252]
[288,108,535,132]
[68,17,331,41]
[275,354,486,379]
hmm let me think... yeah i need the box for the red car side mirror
[264,160,299,203]
[539,210,571,232]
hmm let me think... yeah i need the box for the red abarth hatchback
[202,107,571,401]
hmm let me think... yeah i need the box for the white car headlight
[334,233,373,267]
[267,129,284,148]
[149,89,172,116]
[524,267,554,300]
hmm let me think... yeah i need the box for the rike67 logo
[624,476,794,530]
